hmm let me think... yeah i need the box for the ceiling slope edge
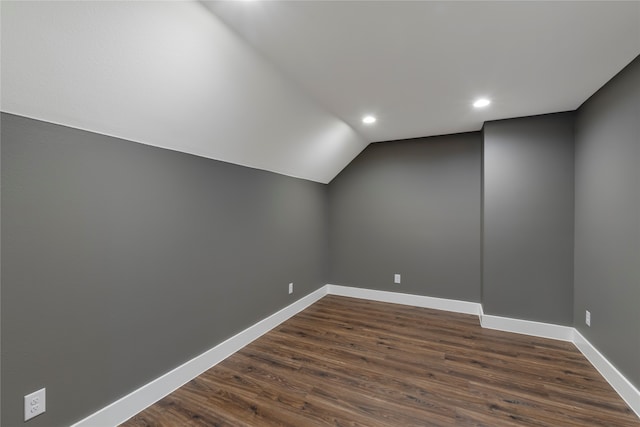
[1,1,368,184]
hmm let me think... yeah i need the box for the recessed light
[362,115,376,124]
[473,98,491,108]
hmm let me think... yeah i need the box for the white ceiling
[2,1,639,183]
[0,1,366,183]
[207,1,640,143]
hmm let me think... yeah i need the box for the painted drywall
[0,113,328,427]
[574,56,640,389]
[3,57,639,425]
[483,113,574,325]
[1,1,367,184]
[328,133,482,302]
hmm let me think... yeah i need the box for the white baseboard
[70,286,329,427]
[328,285,638,418]
[573,330,640,417]
[326,284,482,316]
[480,312,575,342]
[72,285,639,425]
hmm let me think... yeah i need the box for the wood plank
[121,295,640,426]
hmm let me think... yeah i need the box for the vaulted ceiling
[2,1,639,183]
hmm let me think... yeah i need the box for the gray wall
[3,57,639,426]
[328,133,482,302]
[574,56,640,388]
[0,113,328,427]
[483,113,574,325]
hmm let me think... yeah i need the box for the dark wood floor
[122,295,640,426]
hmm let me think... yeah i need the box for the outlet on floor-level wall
[585,310,591,327]
[288,283,293,294]
[24,388,46,421]
[394,274,401,284]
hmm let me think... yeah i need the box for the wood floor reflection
[122,295,640,426]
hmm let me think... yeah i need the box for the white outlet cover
[24,388,46,421]
[586,310,591,327]
[394,274,401,284]
[288,283,293,294]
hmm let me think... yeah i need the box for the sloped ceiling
[207,0,640,143]
[2,1,639,183]
[0,1,367,183]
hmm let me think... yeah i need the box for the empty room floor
[122,295,639,426]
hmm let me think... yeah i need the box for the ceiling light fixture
[473,98,491,108]
[362,115,376,124]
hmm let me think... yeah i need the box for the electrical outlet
[585,310,591,327]
[394,274,401,284]
[288,283,293,294]
[24,388,46,421]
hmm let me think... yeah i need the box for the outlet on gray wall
[1,113,328,427]
[329,132,482,302]
[573,56,640,387]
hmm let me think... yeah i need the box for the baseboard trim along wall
[573,330,640,416]
[479,311,575,342]
[326,284,482,316]
[476,311,638,416]
[72,285,640,426]
[70,286,328,427]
